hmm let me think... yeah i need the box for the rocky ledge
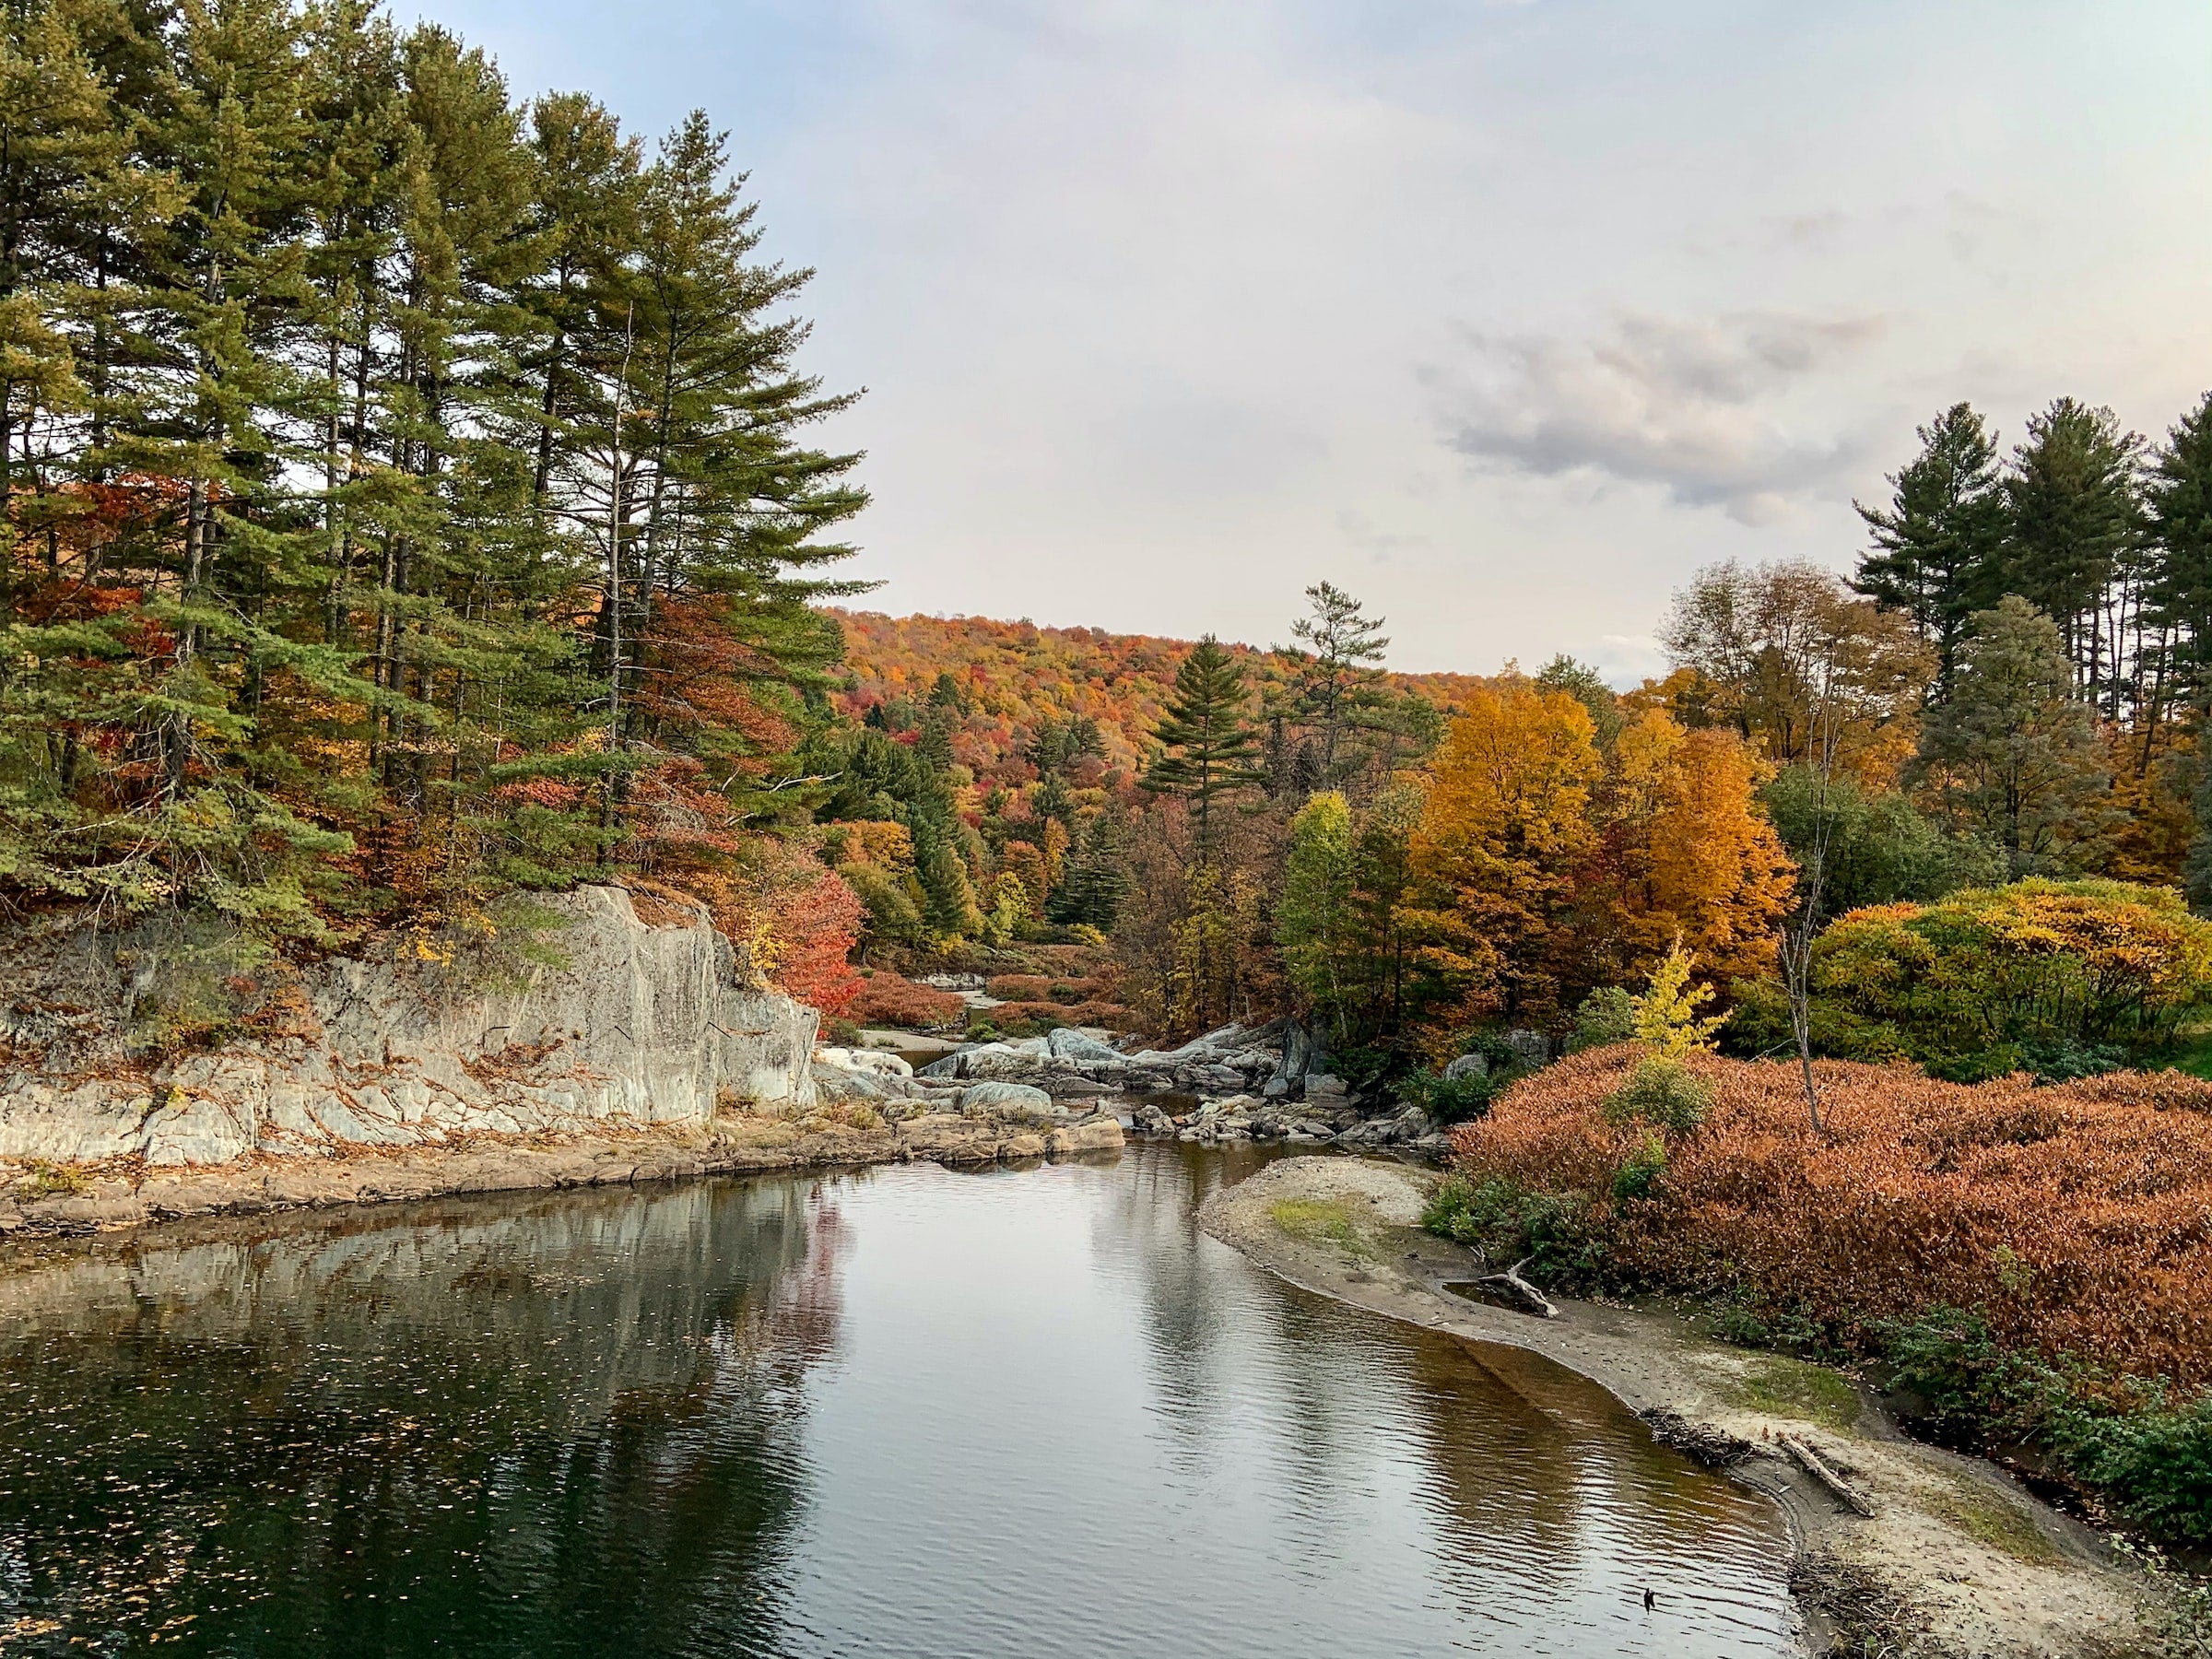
[0,1102,1124,1240]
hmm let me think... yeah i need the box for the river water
[0,1145,1799,1656]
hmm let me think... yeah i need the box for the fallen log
[1780,1433,1875,1517]
[1480,1255,1559,1319]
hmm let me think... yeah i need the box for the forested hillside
[825,608,1489,786]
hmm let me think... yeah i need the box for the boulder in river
[1047,1028,1124,1065]
[957,1081,1065,1124]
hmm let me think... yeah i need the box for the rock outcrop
[909,1018,1459,1153]
[0,887,818,1167]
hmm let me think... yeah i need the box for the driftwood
[1781,1433,1876,1517]
[1479,1255,1559,1319]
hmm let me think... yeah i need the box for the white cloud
[1433,312,1883,525]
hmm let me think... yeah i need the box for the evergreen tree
[2141,392,2212,717]
[1999,398,2143,711]
[1049,810,1126,929]
[1916,596,2112,876]
[1853,403,2007,702]
[1273,579,1390,795]
[0,0,868,957]
[1141,634,1263,856]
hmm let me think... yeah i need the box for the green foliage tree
[1916,596,2112,876]
[1277,789,1354,1018]
[1802,878,2212,1079]
[1853,402,2008,702]
[1142,634,1263,856]
[1759,766,2003,913]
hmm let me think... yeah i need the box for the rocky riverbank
[1201,1156,2169,1659]
[0,1102,1124,1240]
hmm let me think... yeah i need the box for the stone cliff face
[0,887,818,1166]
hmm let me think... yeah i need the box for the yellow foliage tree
[1630,939,1728,1060]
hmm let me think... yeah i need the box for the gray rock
[1505,1028,1552,1068]
[956,1081,1065,1124]
[811,1062,885,1101]
[0,885,821,1167]
[816,1045,913,1079]
[1304,1073,1349,1106]
[1442,1052,1489,1082]
[1047,1028,1124,1065]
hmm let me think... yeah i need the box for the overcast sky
[418,0,2212,681]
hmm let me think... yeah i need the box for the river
[0,1144,1799,1655]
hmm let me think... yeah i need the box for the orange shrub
[985,974,1054,1001]
[1450,1048,2212,1389]
[843,973,965,1031]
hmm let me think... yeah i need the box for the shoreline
[0,1107,1124,1242]
[1197,1155,2160,1659]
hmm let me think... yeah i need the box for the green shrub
[1611,1131,1666,1202]
[1571,986,1636,1052]
[1421,1175,1603,1279]
[1812,878,2212,1076]
[1604,1056,1711,1135]
[2060,1390,2212,1545]
[1877,1306,2212,1544]
[1399,1065,1503,1124]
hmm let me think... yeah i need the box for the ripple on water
[0,1146,1799,1657]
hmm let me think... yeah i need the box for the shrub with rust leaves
[843,973,965,1030]
[1449,1045,2212,1391]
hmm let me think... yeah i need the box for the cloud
[1432,311,1883,524]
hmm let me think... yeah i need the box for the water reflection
[0,1147,1799,1656]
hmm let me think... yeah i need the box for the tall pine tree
[1853,402,2006,703]
[1142,634,1263,859]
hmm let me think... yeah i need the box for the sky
[413,0,2212,682]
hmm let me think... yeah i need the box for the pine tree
[0,0,869,965]
[1853,403,2007,702]
[1141,634,1263,856]
[2141,393,2212,717]
[1049,811,1125,929]
[1998,398,2143,711]
[1274,580,1389,794]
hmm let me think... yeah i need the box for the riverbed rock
[1130,1102,1174,1135]
[0,887,818,1168]
[1046,1028,1124,1065]
[1303,1074,1350,1110]
[816,1046,912,1079]
[1442,1053,1488,1082]
[956,1081,1065,1124]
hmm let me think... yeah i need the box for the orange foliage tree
[1574,711,1795,988]
[1409,676,1602,1023]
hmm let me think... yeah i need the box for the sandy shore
[0,1107,1124,1241]
[1200,1155,2162,1659]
